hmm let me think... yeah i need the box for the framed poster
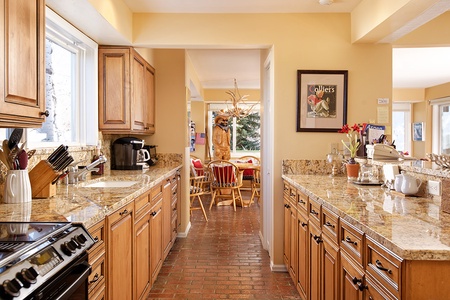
[413,122,425,141]
[296,70,348,132]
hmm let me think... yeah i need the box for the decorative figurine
[213,114,231,160]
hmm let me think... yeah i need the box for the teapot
[395,172,422,195]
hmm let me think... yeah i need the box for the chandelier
[220,78,256,118]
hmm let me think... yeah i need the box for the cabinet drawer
[296,190,308,212]
[89,283,106,300]
[366,275,398,300]
[365,236,402,299]
[108,202,134,224]
[308,198,321,227]
[322,206,339,245]
[88,252,106,294]
[87,220,106,256]
[151,182,163,205]
[289,185,297,203]
[283,181,290,197]
[134,192,151,219]
[340,219,364,267]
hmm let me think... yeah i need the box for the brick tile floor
[147,195,302,300]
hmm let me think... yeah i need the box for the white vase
[3,170,32,204]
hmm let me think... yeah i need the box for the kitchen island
[283,172,450,300]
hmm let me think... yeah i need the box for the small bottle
[92,145,104,175]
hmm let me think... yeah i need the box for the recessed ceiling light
[319,0,334,5]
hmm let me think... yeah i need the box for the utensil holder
[29,160,59,198]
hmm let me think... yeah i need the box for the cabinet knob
[310,209,318,216]
[352,277,367,291]
[324,221,335,228]
[119,209,129,216]
[40,110,49,117]
[150,211,157,216]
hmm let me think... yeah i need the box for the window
[208,103,260,157]
[392,102,411,153]
[431,97,450,154]
[27,7,98,148]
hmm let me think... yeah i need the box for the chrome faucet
[66,156,107,184]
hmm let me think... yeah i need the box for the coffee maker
[143,145,158,166]
[111,137,146,170]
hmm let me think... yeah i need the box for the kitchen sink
[83,181,139,188]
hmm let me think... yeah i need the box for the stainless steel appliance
[111,137,145,170]
[0,222,95,300]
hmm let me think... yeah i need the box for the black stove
[0,222,95,300]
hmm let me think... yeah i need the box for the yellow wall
[204,89,261,102]
[132,13,392,265]
[393,88,425,102]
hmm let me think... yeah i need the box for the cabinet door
[98,47,131,131]
[309,222,322,300]
[283,197,291,269]
[131,50,146,132]
[289,204,297,282]
[0,0,46,126]
[162,178,172,259]
[107,203,134,300]
[134,212,151,300]
[323,235,339,300]
[144,62,155,133]
[296,211,308,299]
[340,252,365,300]
[150,200,163,284]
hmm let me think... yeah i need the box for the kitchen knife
[52,151,69,170]
[47,145,67,165]
[57,156,74,172]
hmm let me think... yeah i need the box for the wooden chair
[189,175,210,221]
[190,155,208,177]
[207,160,243,211]
[250,168,261,206]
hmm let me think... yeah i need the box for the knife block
[29,160,59,198]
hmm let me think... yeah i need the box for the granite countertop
[0,163,182,229]
[283,174,450,261]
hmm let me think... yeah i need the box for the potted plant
[339,123,361,180]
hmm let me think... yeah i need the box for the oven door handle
[55,261,91,300]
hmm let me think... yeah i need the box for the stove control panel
[0,225,95,299]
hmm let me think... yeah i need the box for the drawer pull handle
[89,273,99,284]
[375,259,392,274]
[93,236,99,243]
[150,211,157,216]
[299,199,305,204]
[290,192,295,197]
[345,236,357,246]
[119,209,129,216]
[310,209,318,216]
[285,204,290,208]
[352,277,367,291]
[313,235,322,244]
[301,222,308,227]
[324,221,335,228]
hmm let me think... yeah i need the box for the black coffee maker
[111,137,145,170]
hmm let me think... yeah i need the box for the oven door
[25,252,91,300]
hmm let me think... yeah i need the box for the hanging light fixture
[220,78,256,118]
[319,0,334,5]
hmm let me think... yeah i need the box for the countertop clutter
[0,163,182,229]
[282,173,450,261]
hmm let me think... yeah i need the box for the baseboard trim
[177,221,191,238]
[271,262,288,272]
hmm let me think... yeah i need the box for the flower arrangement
[338,123,361,164]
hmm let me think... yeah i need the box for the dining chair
[250,168,261,206]
[207,160,243,211]
[237,155,261,192]
[190,155,207,176]
[189,175,211,221]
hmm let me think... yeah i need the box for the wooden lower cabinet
[296,211,308,299]
[134,210,151,300]
[87,220,106,300]
[107,203,134,300]
[309,222,322,300]
[322,235,339,300]
[150,198,163,284]
[340,251,365,300]
[162,177,172,259]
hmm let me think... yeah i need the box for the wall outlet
[428,180,441,196]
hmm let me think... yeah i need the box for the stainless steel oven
[0,222,95,300]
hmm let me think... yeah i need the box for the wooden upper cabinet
[0,0,46,127]
[98,46,155,134]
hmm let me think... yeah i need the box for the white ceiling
[124,1,450,91]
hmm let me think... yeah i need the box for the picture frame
[296,70,348,132]
[412,122,425,141]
